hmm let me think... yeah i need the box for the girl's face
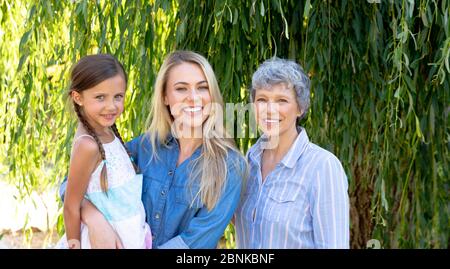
[72,74,126,131]
[164,62,212,132]
[254,83,301,138]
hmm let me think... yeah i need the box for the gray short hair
[251,57,311,119]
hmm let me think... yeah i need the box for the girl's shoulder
[71,135,100,159]
[73,134,96,144]
[73,134,98,149]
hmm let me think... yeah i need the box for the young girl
[56,54,151,249]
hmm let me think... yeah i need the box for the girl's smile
[100,113,118,122]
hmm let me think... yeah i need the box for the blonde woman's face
[164,62,212,131]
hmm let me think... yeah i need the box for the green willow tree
[1,0,448,248]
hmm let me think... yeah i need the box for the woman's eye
[256,98,266,102]
[198,86,209,91]
[175,87,187,92]
[278,99,288,103]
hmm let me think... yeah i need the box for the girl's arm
[63,137,101,249]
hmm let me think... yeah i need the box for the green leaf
[381,179,389,211]
[303,0,311,19]
[394,86,401,99]
[19,30,32,50]
[260,1,265,17]
[17,54,29,71]
[445,50,450,73]
[415,115,423,140]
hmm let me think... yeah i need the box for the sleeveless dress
[56,134,152,249]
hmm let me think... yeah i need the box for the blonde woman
[62,51,246,248]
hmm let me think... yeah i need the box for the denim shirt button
[161,190,166,196]
[155,213,160,219]
[168,170,174,176]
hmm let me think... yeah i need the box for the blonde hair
[146,50,244,210]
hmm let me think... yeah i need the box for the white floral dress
[56,135,151,249]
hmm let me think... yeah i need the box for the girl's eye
[175,87,187,92]
[95,96,104,101]
[115,94,124,100]
[198,86,209,91]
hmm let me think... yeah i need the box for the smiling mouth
[101,114,116,120]
[183,106,202,113]
[264,119,281,123]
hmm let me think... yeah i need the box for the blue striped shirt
[235,127,350,249]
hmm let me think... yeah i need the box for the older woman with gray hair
[234,58,349,249]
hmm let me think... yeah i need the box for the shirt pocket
[264,188,301,223]
[174,184,203,209]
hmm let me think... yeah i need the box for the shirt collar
[166,132,177,145]
[165,132,203,157]
[280,127,309,168]
[249,126,310,169]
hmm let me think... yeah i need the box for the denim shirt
[126,134,245,249]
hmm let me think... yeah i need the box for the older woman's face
[164,62,212,130]
[254,83,301,137]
